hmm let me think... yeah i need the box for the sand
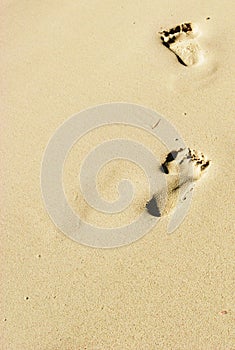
[1,0,234,349]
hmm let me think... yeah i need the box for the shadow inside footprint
[146,195,161,217]
[161,150,179,174]
[176,55,187,66]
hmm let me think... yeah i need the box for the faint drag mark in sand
[146,148,211,219]
[159,22,203,67]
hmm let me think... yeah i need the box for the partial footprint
[146,148,211,217]
[159,22,204,66]
[161,147,210,180]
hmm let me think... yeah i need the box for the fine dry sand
[1,1,235,349]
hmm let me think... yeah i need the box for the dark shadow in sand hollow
[146,195,161,217]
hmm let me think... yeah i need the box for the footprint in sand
[159,22,204,67]
[146,148,211,217]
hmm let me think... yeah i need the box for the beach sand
[1,0,234,349]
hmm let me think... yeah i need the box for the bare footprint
[146,148,211,217]
[159,22,204,66]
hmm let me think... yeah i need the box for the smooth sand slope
[1,1,234,349]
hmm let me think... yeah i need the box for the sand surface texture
[1,1,234,349]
